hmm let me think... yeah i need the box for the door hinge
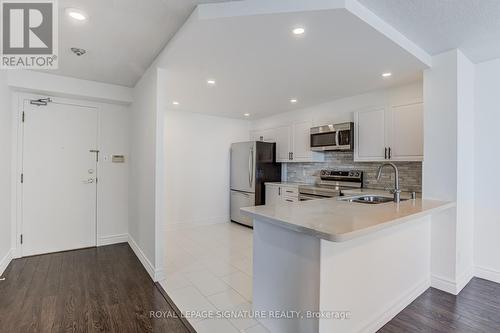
[20,234,23,244]
[22,112,25,123]
[20,173,23,183]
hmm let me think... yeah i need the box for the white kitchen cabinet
[354,107,387,161]
[274,126,292,162]
[265,183,300,205]
[291,120,314,162]
[252,120,323,163]
[389,103,423,161]
[354,102,423,162]
[265,183,280,206]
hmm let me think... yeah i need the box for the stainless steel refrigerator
[230,141,281,227]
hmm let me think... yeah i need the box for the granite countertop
[241,196,454,242]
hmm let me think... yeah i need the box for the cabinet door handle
[385,147,388,159]
[279,187,281,196]
[388,147,392,159]
[291,152,293,160]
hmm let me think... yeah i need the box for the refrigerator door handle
[248,148,254,188]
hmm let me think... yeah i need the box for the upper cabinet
[354,102,423,162]
[291,120,316,162]
[250,120,324,163]
[355,107,387,161]
[390,103,424,160]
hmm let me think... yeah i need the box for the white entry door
[22,98,98,256]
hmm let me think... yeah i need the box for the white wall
[251,82,422,130]
[97,103,130,244]
[0,71,12,275]
[7,71,133,105]
[423,51,458,292]
[4,72,131,270]
[474,58,500,283]
[455,51,475,284]
[423,49,475,294]
[128,67,158,278]
[163,109,250,227]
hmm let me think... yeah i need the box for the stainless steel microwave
[310,122,354,151]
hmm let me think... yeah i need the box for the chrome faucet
[377,163,401,203]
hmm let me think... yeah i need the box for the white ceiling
[47,0,235,87]
[358,0,500,63]
[159,3,428,118]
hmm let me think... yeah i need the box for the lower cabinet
[265,184,280,206]
[265,183,299,205]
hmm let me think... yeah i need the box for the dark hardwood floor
[378,278,500,333]
[0,243,189,333]
[2,245,500,333]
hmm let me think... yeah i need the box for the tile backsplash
[286,152,422,193]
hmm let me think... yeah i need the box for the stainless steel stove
[298,170,363,201]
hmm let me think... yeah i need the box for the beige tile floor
[161,222,269,333]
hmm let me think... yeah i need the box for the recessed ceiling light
[244,113,250,117]
[207,79,216,85]
[292,27,305,35]
[382,72,392,77]
[66,8,88,21]
[290,98,298,104]
[172,101,180,106]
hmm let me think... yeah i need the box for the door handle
[385,147,388,159]
[248,148,254,188]
[388,147,392,159]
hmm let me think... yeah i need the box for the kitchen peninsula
[242,196,454,333]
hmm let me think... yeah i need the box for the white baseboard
[128,234,156,281]
[431,274,458,295]
[155,268,165,282]
[475,266,500,284]
[0,248,14,276]
[98,233,129,246]
[456,267,474,293]
[431,267,475,295]
[361,278,430,333]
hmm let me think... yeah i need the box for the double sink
[339,195,408,204]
